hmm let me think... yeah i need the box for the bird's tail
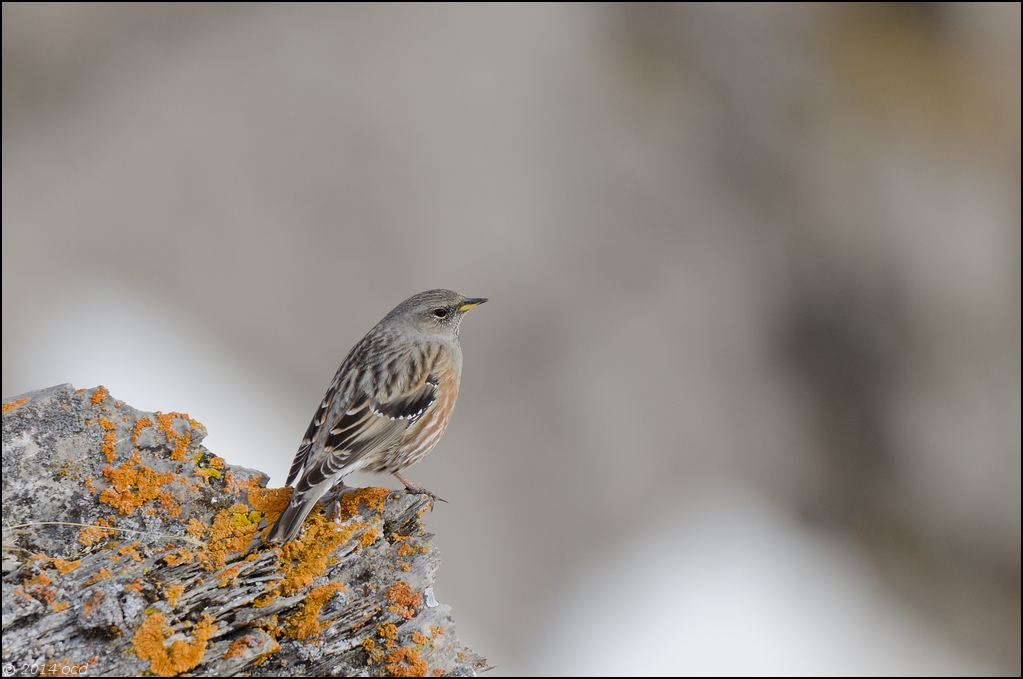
[263,480,333,544]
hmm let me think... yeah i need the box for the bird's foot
[392,472,447,505]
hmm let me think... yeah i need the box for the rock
[2,384,488,677]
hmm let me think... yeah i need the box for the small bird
[265,289,486,543]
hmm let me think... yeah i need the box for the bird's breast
[393,352,461,469]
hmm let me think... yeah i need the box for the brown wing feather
[293,379,436,493]
[286,377,340,486]
[287,342,440,492]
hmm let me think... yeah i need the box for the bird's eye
[433,308,449,319]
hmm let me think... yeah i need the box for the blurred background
[3,3,1019,675]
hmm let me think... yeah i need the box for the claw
[392,472,446,505]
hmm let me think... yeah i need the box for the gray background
[3,4,1019,674]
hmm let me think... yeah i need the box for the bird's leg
[393,472,447,504]
[322,480,354,522]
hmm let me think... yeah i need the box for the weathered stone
[2,384,487,677]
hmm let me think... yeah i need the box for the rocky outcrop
[2,384,487,677]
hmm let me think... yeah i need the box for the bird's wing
[289,345,441,492]
[286,376,341,486]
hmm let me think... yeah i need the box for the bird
[264,289,486,543]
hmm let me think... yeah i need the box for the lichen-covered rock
[2,384,488,677]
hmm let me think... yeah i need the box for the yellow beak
[458,298,488,312]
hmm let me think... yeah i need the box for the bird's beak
[459,298,488,312]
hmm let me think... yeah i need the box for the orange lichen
[125,580,145,595]
[217,564,242,587]
[51,601,70,612]
[132,415,153,442]
[154,412,191,461]
[274,513,365,595]
[83,567,113,586]
[91,386,109,404]
[118,543,143,562]
[362,637,384,663]
[224,637,248,658]
[282,583,346,640]
[2,397,29,413]
[252,592,276,608]
[359,527,379,547]
[98,417,117,463]
[400,563,412,572]
[197,466,221,483]
[200,504,261,571]
[10,588,33,607]
[336,486,390,519]
[360,637,383,663]
[51,558,81,575]
[222,631,279,661]
[82,590,105,619]
[155,489,182,518]
[397,543,416,558]
[385,647,428,677]
[225,471,262,494]
[411,631,428,646]
[78,517,117,546]
[99,451,178,516]
[378,622,398,638]
[186,519,207,541]
[430,625,444,639]
[24,573,55,605]
[133,611,216,677]
[385,581,420,620]
[164,584,184,607]
[247,486,291,521]
[161,548,195,567]
[433,670,442,677]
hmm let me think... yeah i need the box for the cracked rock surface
[2,384,488,677]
